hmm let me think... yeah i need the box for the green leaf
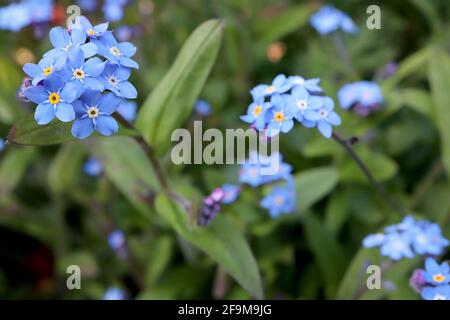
[0,147,36,198]
[7,114,137,146]
[428,49,450,177]
[339,147,398,183]
[336,248,419,299]
[154,194,263,299]
[90,137,160,216]
[47,142,86,193]
[385,88,433,119]
[252,3,314,45]
[294,167,339,213]
[303,215,346,298]
[136,19,224,155]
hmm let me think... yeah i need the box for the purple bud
[17,77,32,101]
[409,269,427,293]
[211,188,224,202]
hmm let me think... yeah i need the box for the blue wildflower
[380,233,415,260]
[310,97,341,138]
[108,230,126,251]
[288,76,323,93]
[83,157,103,177]
[239,152,292,187]
[71,89,121,139]
[23,57,63,86]
[59,48,105,92]
[0,3,31,32]
[286,86,323,123]
[23,74,78,124]
[411,222,450,255]
[421,285,450,300]
[101,63,137,98]
[261,183,296,218]
[251,74,292,99]
[310,5,358,35]
[44,27,97,65]
[102,287,126,300]
[93,32,139,69]
[103,0,128,22]
[117,100,137,122]
[265,94,295,137]
[76,0,98,12]
[240,96,271,130]
[221,184,241,204]
[73,16,109,39]
[423,258,450,286]
[194,100,212,117]
[0,138,4,152]
[338,81,383,111]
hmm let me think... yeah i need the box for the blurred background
[1,0,450,299]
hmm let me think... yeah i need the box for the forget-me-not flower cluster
[0,0,52,32]
[241,74,342,138]
[309,5,358,35]
[363,215,449,260]
[22,15,139,139]
[338,81,383,116]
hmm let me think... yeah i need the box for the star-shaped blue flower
[221,184,241,205]
[44,27,97,64]
[93,32,138,69]
[380,232,415,260]
[307,97,341,138]
[101,63,137,99]
[261,183,296,218]
[264,94,295,137]
[251,74,293,99]
[71,89,121,139]
[59,47,105,92]
[23,56,64,86]
[310,5,358,35]
[423,258,450,285]
[23,74,78,124]
[73,15,109,39]
[240,96,271,130]
[421,285,450,300]
[286,86,323,123]
[411,222,450,255]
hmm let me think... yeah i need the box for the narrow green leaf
[294,167,339,213]
[303,215,346,298]
[136,19,224,155]
[252,3,314,45]
[428,49,450,176]
[90,137,160,216]
[155,194,264,299]
[0,147,36,198]
[47,142,86,193]
[7,114,137,146]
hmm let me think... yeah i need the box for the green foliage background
[1,0,450,299]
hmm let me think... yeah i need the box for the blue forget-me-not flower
[310,5,358,35]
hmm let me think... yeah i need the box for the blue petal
[24,85,47,104]
[84,58,105,77]
[95,115,119,136]
[72,100,86,117]
[327,111,342,125]
[281,120,294,133]
[240,115,253,124]
[35,103,55,125]
[44,74,63,93]
[304,110,320,121]
[23,63,41,78]
[80,42,98,58]
[80,89,102,106]
[117,81,137,99]
[71,29,87,46]
[318,121,332,138]
[60,82,79,103]
[99,92,121,114]
[94,22,109,33]
[119,57,139,69]
[118,42,137,57]
[49,27,70,48]
[71,118,94,139]
[67,47,84,69]
[84,77,104,91]
[291,85,308,100]
[114,67,131,81]
[55,103,75,122]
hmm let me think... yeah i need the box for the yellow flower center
[274,196,284,206]
[109,46,121,56]
[87,106,100,119]
[88,29,97,36]
[274,112,285,122]
[73,68,85,79]
[48,92,60,105]
[252,105,262,117]
[265,86,275,94]
[43,67,53,76]
[433,274,445,283]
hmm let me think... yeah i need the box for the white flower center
[87,106,99,119]
[107,75,119,87]
[319,109,328,118]
[109,46,121,56]
[296,99,308,110]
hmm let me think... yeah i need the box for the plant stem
[332,132,408,215]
